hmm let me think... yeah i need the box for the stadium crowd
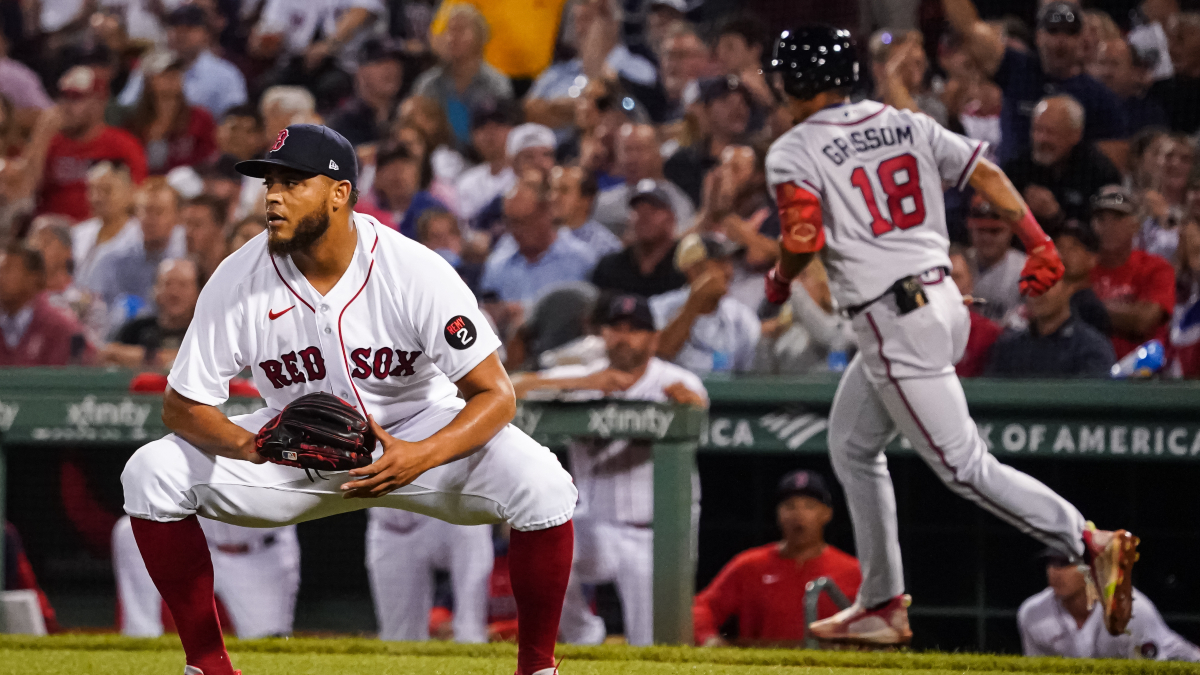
[0,0,1198,659]
[0,0,1196,379]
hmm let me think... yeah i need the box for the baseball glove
[255,392,377,473]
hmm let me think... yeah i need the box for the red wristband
[1013,208,1052,253]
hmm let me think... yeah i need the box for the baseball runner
[112,516,300,638]
[119,124,577,675]
[513,294,707,646]
[366,509,493,642]
[761,26,1139,645]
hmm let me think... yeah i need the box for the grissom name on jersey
[766,100,986,308]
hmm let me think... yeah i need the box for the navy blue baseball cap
[235,124,359,189]
[776,470,833,506]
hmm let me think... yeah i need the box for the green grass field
[2,635,1199,675]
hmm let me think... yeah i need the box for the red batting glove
[764,266,793,304]
[1019,242,1065,297]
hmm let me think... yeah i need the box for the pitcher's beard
[268,203,331,256]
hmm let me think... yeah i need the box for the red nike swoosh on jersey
[269,306,296,320]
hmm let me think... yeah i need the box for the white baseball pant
[122,398,577,532]
[365,509,493,642]
[112,515,300,638]
[558,519,654,646]
[827,272,1089,607]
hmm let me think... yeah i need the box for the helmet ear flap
[771,25,859,100]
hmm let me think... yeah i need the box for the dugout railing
[2,369,1200,648]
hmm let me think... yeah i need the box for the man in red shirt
[693,470,861,646]
[35,66,147,221]
[0,244,92,366]
[1089,186,1176,358]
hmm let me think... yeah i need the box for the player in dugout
[692,470,860,646]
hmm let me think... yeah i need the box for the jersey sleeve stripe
[955,142,988,191]
[800,179,821,195]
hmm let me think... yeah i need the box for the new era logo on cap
[235,124,358,189]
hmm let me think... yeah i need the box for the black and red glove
[255,392,377,472]
[1013,209,1064,297]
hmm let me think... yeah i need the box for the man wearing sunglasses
[942,0,1128,166]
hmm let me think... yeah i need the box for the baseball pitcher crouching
[120,124,576,675]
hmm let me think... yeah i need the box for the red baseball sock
[508,520,574,675]
[130,515,234,675]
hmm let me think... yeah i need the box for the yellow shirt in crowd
[431,0,568,79]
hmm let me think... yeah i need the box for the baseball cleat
[1083,522,1140,636]
[183,668,240,675]
[808,594,912,645]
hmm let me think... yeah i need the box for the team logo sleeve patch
[775,181,826,254]
[444,315,477,350]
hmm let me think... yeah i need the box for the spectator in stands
[1128,128,1169,193]
[100,258,200,369]
[215,105,265,163]
[480,168,597,305]
[1150,12,1200,134]
[0,31,52,135]
[428,0,567,83]
[664,76,752,206]
[416,208,464,266]
[260,87,319,142]
[1170,218,1200,378]
[658,26,713,122]
[869,30,949,127]
[1092,38,1169,134]
[455,101,518,223]
[713,15,774,108]
[594,123,695,235]
[550,165,622,257]
[413,4,513,147]
[469,122,558,234]
[513,293,707,646]
[182,195,228,281]
[948,245,1001,377]
[36,66,147,221]
[985,275,1115,378]
[966,196,1025,322]
[85,179,186,328]
[591,180,687,296]
[121,51,219,175]
[357,142,447,239]
[328,39,405,148]
[644,0,689,59]
[1004,95,1122,225]
[1019,548,1200,660]
[0,244,91,366]
[1090,185,1176,358]
[693,470,861,646]
[396,96,466,204]
[524,0,657,129]
[118,5,248,119]
[27,216,107,343]
[226,215,266,254]
[72,161,139,283]
[651,232,760,375]
[1129,0,1179,83]
[1138,134,1195,261]
[942,0,1128,165]
[252,0,384,87]
[1052,219,1112,336]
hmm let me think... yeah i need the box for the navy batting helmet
[770,25,859,100]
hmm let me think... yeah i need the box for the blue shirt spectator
[117,6,248,118]
[985,277,1115,378]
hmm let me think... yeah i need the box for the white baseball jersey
[1019,586,1200,661]
[539,356,706,525]
[766,100,987,307]
[167,212,502,428]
